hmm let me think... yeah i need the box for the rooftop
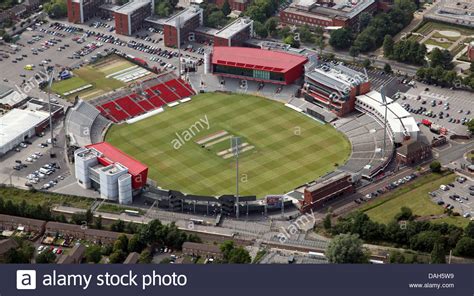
[305,172,351,193]
[0,90,27,106]
[0,84,13,98]
[214,17,253,39]
[114,0,151,15]
[356,90,420,135]
[0,109,49,148]
[86,142,148,176]
[306,62,368,92]
[288,0,375,20]
[212,46,308,73]
[163,5,202,27]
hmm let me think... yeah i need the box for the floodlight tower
[176,16,182,78]
[231,137,241,219]
[380,86,389,158]
[44,65,55,148]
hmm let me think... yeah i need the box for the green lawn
[363,173,468,227]
[51,76,89,95]
[425,38,452,49]
[0,187,93,209]
[416,21,474,36]
[97,203,145,215]
[106,93,351,198]
[51,65,125,99]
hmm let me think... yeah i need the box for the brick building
[211,0,251,12]
[163,5,203,47]
[211,46,308,85]
[0,214,46,233]
[57,243,86,264]
[67,0,105,23]
[114,0,153,35]
[300,172,355,212]
[280,0,377,29]
[45,221,130,244]
[396,137,432,166]
[0,238,19,261]
[182,242,223,259]
[468,41,474,62]
[302,62,371,117]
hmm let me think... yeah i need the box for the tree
[207,11,227,28]
[465,221,474,239]
[253,21,267,38]
[395,206,413,221]
[430,241,446,263]
[264,17,278,37]
[283,35,300,48]
[410,231,442,252]
[467,119,474,133]
[323,214,332,230]
[430,48,453,70]
[128,234,145,253]
[114,234,129,253]
[109,251,126,263]
[384,63,392,74]
[44,0,67,18]
[389,250,406,263]
[349,46,360,61]
[221,0,231,16]
[362,59,371,69]
[36,251,56,263]
[2,240,34,263]
[470,62,474,73]
[430,161,441,173]
[453,237,474,258]
[326,234,368,263]
[85,245,102,263]
[220,241,251,263]
[85,209,93,224]
[314,36,325,54]
[383,35,394,57]
[110,220,125,232]
[358,12,372,31]
[94,215,102,230]
[329,28,353,50]
[139,249,152,263]
[298,25,314,43]
[155,1,173,17]
[227,247,251,263]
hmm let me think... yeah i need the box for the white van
[39,167,51,175]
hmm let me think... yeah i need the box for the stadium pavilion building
[74,142,148,204]
[210,46,308,85]
[302,62,371,116]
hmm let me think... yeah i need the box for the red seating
[116,97,144,117]
[100,101,129,122]
[94,77,195,123]
[138,99,155,111]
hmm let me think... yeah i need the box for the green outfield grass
[106,92,351,198]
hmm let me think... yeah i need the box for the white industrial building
[355,90,420,143]
[0,109,49,155]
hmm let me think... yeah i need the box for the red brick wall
[164,24,178,47]
[301,175,354,212]
[114,12,129,35]
[214,36,229,47]
[67,0,81,23]
[468,45,474,61]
